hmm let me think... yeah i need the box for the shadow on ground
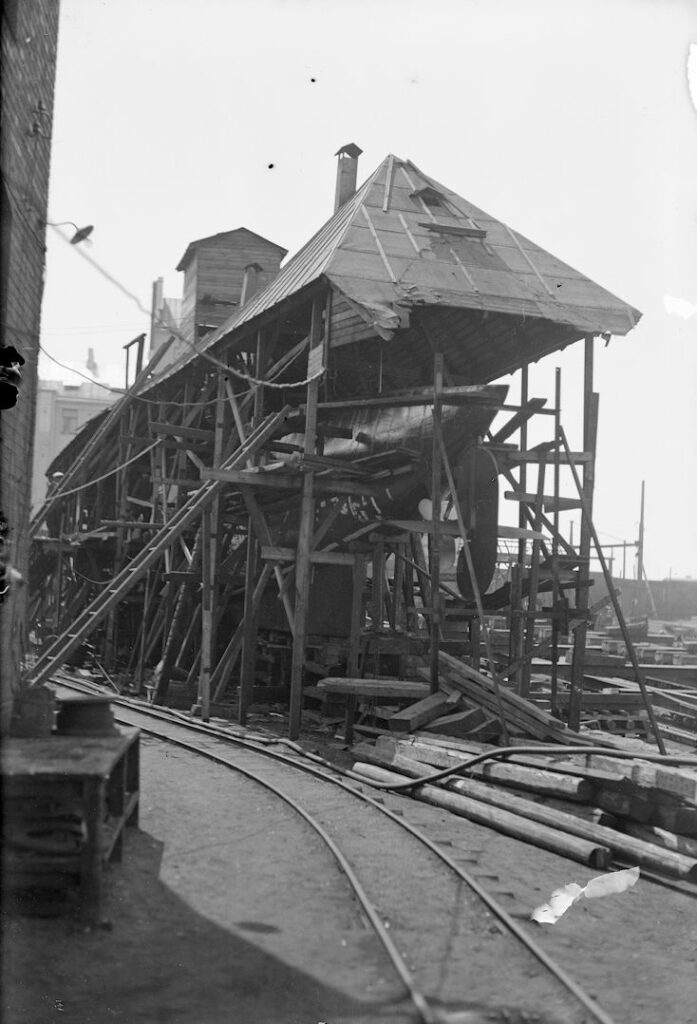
[1,829,400,1024]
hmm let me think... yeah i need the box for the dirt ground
[2,715,697,1024]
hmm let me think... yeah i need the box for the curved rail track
[54,676,625,1024]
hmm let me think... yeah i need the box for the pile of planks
[352,730,697,882]
[529,669,697,746]
[386,649,589,745]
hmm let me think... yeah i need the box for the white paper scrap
[531,866,640,924]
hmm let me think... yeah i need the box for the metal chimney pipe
[334,143,363,212]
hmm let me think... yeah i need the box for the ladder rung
[506,451,592,465]
[504,492,582,512]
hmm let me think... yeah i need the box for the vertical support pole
[289,295,325,739]
[637,480,645,584]
[521,452,547,697]
[199,507,213,721]
[372,539,385,628]
[429,352,443,694]
[199,371,226,718]
[253,329,266,429]
[135,569,150,694]
[53,511,65,634]
[568,337,597,729]
[517,363,529,567]
[469,616,481,671]
[561,429,665,753]
[509,563,524,691]
[347,554,366,677]
[238,524,259,725]
[410,533,431,617]
[104,408,134,665]
[510,362,530,694]
[550,369,562,717]
[392,545,404,631]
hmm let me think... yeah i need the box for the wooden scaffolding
[26,150,654,743]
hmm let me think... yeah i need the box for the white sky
[39,0,697,579]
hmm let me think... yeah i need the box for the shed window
[411,186,446,209]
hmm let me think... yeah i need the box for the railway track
[52,676,623,1024]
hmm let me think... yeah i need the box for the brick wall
[1,0,60,728]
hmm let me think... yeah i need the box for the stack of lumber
[352,731,697,882]
[394,650,590,744]
[386,688,501,742]
[531,671,697,745]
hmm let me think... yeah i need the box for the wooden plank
[421,707,489,737]
[506,450,592,464]
[316,387,504,411]
[259,545,355,566]
[201,467,382,498]
[504,492,583,512]
[552,692,645,710]
[489,398,548,444]
[387,691,452,733]
[149,422,215,441]
[318,678,430,699]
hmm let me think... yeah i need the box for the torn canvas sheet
[531,865,640,924]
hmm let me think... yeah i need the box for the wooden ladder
[25,407,291,688]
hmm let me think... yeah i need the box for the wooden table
[317,678,429,744]
[1,728,140,922]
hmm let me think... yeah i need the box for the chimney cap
[335,143,363,159]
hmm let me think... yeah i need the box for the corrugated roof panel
[149,152,640,390]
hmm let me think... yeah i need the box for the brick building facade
[1,1,61,728]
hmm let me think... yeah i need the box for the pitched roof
[156,154,640,383]
[175,227,288,272]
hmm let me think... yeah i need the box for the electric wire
[58,228,325,390]
[36,341,222,408]
[44,441,159,499]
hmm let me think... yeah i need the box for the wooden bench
[1,728,140,923]
[317,678,430,744]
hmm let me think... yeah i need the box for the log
[653,804,697,837]
[318,678,430,699]
[523,794,617,829]
[385,737,593,801]
[354,752,697,881]
[620,821,697,859]
[630,762,697,805]
[410,733,625,790]
[352,763,611,868]
[594,789,654,824]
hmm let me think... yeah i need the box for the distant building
[149,228,287,373]
[149,278,182,359]
[32,359,120,510]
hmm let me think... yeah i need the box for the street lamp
[47,221,94,244]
